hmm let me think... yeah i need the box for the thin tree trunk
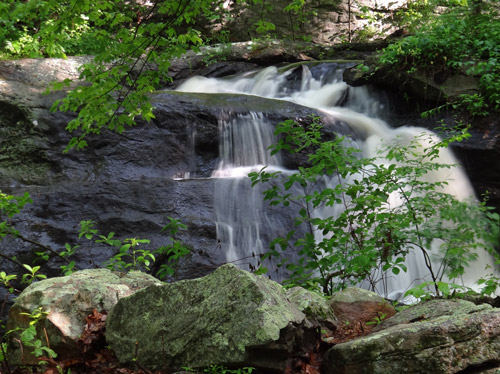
[348,0,352,42]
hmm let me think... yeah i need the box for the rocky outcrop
[201,0,404,45]
[2,56,500,374]
[322,298,500,374]
[0,57,350,293]
[106,264,333,372]
[343,62,481,104]
[6,269,161,365]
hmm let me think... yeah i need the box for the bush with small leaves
[250,118,500,296]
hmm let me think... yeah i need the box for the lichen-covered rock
[286,286,337,329]
[287,286,332,319]
[373,298,491,331]
[106,264,319,371]
[6,269,161,365]
[322,299,500,374]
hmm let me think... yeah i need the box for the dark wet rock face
[0,58,353,317]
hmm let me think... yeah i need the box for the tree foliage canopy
[0,0,324,151]
[1,0,499,150]
[380,0,500,115]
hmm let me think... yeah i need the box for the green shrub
[250,118,500,295]
[380,1,500,115]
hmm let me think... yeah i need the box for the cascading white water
[211,112,289,273]
[318,109,487,298]
[212,112,282,177]
[176,63,497,298]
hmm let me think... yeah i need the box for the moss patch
[0,101,51,183]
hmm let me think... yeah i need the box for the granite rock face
[203,0,404,44]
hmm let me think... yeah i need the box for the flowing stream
[176,63,497,299]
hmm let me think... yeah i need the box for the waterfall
[211,112,290,275]
[212,112,282,177]
[176,63,497,298]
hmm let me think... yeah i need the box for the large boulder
[6,269,162,365]
[322,298,500,374]
[106,264,335,372]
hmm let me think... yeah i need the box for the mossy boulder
[323,299,500,374]
[106,264,328,371]
[6,269,161,365]
[373,298,491,331]
[286,286,337,323]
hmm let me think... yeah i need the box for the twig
[43,327,51,349]
[0,252,25,270]
[12,232,72,265]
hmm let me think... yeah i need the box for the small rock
[329,287,396,340]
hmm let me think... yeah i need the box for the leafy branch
[250,117,500,297]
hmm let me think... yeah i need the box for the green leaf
[437,281,450,297]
